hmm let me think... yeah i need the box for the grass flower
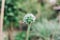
[23,13,36,24]
[23,13,36,40]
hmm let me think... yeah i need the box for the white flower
[23,13,36,24]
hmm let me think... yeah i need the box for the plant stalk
[0,0,5,40]
[26,24,31,40]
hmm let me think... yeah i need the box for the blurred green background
[0,0,60,40]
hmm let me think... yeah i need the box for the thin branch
[0,0,5,40]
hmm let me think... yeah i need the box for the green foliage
[57,0,60,5]
[54,32,60,40]
[0,0,1,9]
[4,0,38,29]
[5,1,19,19]
[4,0,56,26]
[15,31,26,40]
[31,18,60,39]
[4,0,20,28]
[14,19,60,40]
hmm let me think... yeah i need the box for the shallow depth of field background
[0,0,60,40]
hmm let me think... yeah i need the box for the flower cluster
[23,13,36,24]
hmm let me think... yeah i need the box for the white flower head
[23,13,36,24]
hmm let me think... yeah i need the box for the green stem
[26,24,31,40]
